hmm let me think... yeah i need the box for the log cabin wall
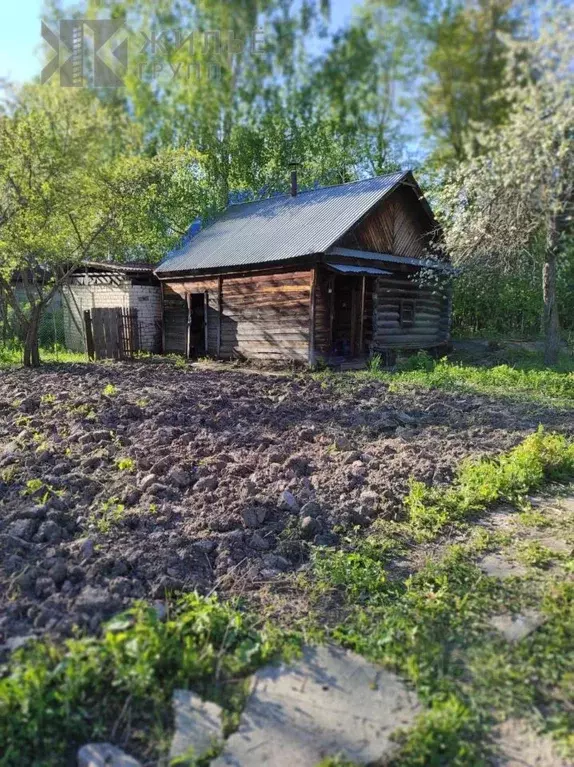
[372,272,450,350]
[338,185,433,259]
[162,269,312,361]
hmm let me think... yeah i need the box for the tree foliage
[0,85,209,365]
[439,3,574,361]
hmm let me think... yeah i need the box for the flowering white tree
[440,3,574,364]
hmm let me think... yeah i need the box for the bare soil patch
[1,361,572,644]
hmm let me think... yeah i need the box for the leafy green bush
[405,428,574,539]
[396,351,436,373]
[0,594,293,766]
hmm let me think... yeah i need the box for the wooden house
[155,170,452,364]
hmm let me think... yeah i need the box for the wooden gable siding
[372,273,450,350]
[162,270,312,361]
[338,185,433,259]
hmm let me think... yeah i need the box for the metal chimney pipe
[290,168,298,197]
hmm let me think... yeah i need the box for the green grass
[0,594,298,766]
[0,344,87,367]
[116,456,136,472]
[306,431,574,765]
[317,350,574,405]
[404,428,574,540]
[89,496,126,533]
[391,355,574,403]
[309,541,574,765]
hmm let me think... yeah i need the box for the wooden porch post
[309,267,317,366]
[216,276,222,358]
[358,275,366,355]
[186,293,191,358]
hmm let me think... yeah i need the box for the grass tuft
[404,428,574,540]
[0,594,297,766]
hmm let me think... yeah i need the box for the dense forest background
[1,0,573,365]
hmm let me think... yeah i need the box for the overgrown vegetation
[357,351,574,405]
[306,430,574,763]
[0,344,86,367]
[0,594,297,766]
[404,428,574,539]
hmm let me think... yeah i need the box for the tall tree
[312,3,414,175]
[439,2,574,364]
[367,0,525,167]
[0,85,208,366]
[71,0,332,204]
[422,0,523,166]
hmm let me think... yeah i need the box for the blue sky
[0,0,360,83]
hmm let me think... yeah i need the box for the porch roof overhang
[325,262,392,277]
[328,246,453,271]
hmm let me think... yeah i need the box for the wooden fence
[84,308,140,360]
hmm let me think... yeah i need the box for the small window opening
[400,300,415,329]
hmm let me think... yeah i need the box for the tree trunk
[542,220,560,367]
[23,305,41,368]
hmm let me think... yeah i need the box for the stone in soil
[212,644,420,767]
[169,689,224,762]
[77,743,141,767]
[488,610,546,642]
[490,718,570,767]
[278,489,299,512]
[533,535,572,555]
[478,553,528,579]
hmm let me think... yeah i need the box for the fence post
[84,310,95,360]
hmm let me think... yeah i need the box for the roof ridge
[226,169,410,209]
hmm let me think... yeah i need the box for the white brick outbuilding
[62,262,162,354]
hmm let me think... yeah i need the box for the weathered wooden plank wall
[163,285,187,354]
[220,271,311,360]
[162,270,312,361]
[372,273,450,349]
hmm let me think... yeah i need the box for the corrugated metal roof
[326,263,391,276]
[156,171,409,274]
[81,260,155,273]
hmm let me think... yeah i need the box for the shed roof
[156,171,421,275]
[81,261,155,273]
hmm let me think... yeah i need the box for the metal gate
[84,307,140,360]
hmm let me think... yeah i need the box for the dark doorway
[187,292,206,357]
[330,275,373,358]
